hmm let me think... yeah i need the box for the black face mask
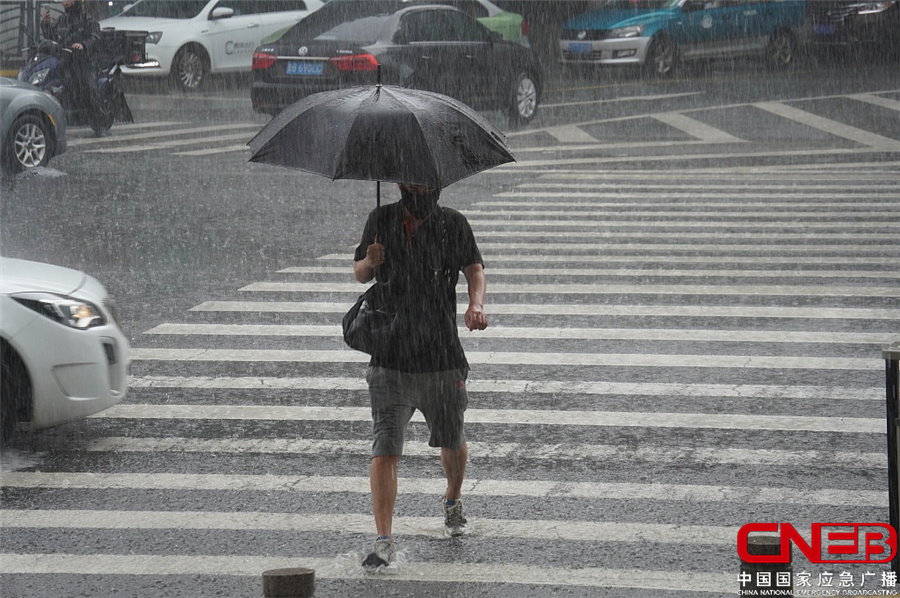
[400,187,440,220]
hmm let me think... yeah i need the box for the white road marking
[0,509,738,544]
[238,281,900,298]
[187,301,900,320]
[84,436,887,469]
[129,375,880,402]
[142,323,896,345]
[91,403,882,433]
[277,265,900,279]
[0,553,734,593]
[754,101,900,151]
[652,112,744,143]
[0,473,884,506]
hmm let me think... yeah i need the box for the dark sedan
[809,0,900,55]
[250,0,542,124]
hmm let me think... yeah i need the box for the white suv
[100,0,325,91]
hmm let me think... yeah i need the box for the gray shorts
[366,366,469,457]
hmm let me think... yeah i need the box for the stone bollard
[262,567,315,598]
[739,535,793,596]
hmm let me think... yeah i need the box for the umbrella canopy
[247,83,515,190]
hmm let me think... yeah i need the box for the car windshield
[119,0,209,19]
[280,0,403,43]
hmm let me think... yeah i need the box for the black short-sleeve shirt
[353,203,484,373]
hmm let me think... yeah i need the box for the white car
[0,257,129,442]
[100,0,326,91]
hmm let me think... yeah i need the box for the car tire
[645,35,678,77]
[508,70,538,125]
[172,44,210,92]
[767,29,797,69]
[0,343,30,445]
[1,114,52,175]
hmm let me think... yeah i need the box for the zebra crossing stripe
[237,282,900,298]
[0,553,734,593]
[475,241,899,254]
[472,230,895,242]
[0,509,736,544]
[128,348,881,371]
[316,253,899,266]
[91,403,882,433]
[280,265,900,278]
[486,193,900,203]
[141,323,898,345]
[84,436,887,469]
[188,301,900,319]
[129,375,880,402]
[1,473,884,506]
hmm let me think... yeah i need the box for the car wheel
[509,71,538,125]
[2,114,52,175]
[645,35,678,77]
[0,344,30,445]
[767,29,797,68]
[172,44,209,92]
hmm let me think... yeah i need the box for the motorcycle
[17,29,146,137]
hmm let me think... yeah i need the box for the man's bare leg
[370,455,398,538]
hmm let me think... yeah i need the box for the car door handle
[247,22,260,28]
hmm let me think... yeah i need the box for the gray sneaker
[362,535,395,569]
[442,497,467,537]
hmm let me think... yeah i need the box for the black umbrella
[247,75,515,206]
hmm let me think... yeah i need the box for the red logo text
[738,523,897,564]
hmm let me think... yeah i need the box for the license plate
[568,42,592,54]
[285,60,323,76]
[814,24,836,36]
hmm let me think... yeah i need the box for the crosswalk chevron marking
[82,436,887,469]
[0,554,735,593]
[187,301,900,319]
[238,281,900,298]
[128,375,880,402]
[90,403,882,433]
[753,101,900,151]
[651,112,745,143]
[0,473,885,506]
[141,323,898,344]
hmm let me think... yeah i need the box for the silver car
[0,77,68,175]
[0,257,129,442]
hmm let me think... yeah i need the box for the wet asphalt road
[1,51,899,597]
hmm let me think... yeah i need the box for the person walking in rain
[353,182,488,569]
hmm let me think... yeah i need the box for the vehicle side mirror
[210,7,234,20]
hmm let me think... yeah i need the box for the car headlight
[27,68,50,86]
[858,1,896,14]
[146,31,163,44]
[12,292,107,330]
[608,25,644,39]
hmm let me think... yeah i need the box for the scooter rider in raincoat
[41,0,103,123]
